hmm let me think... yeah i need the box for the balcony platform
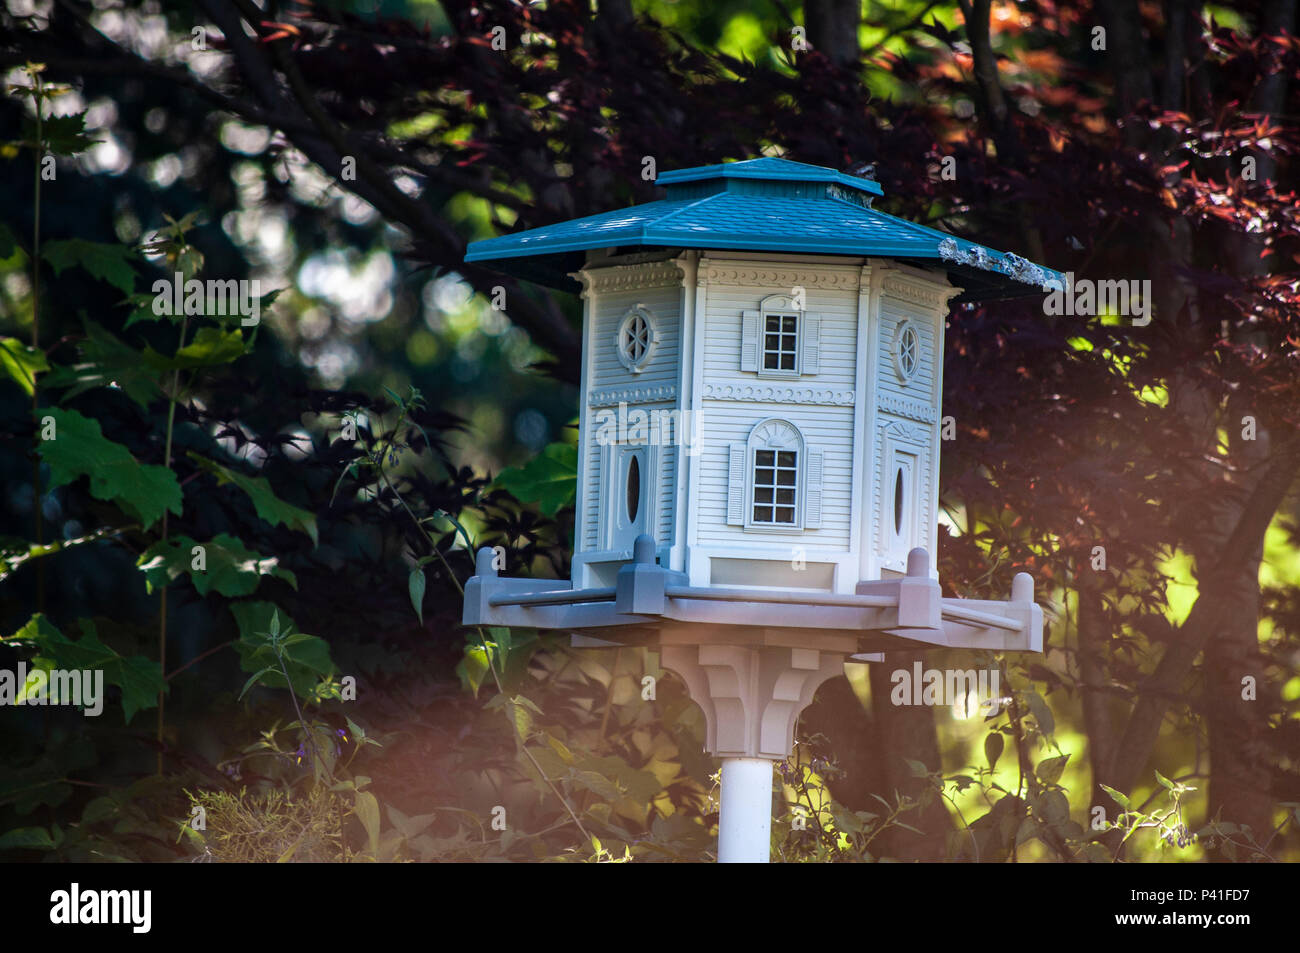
[464,536,1042,657]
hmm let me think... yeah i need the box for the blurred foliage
[0,0,1298,862]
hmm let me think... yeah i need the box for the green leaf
[984,731,1004,771]
[385,804,437,840]
[544,732,575,765]
[1099,784,1131,812]
[408,567,426,625]
[1036,754,1070,785]
[904,758,931,778]
[569,770,623,803]
[1153,769,1175,791]
[0,337,49,396]
[230,602,334,701]
[80,796,119,826]
[490,441,578,517]
[30,113,97,155]
[41,320,162,407]
[42,238,136,294]
[239,666,276,700]
[431,508,476,551]
[122,291,171,329]
[189,454,318,544]
[2,614,166,723]
[136,534,296,597]
[505,695,534,745]
[456,644,491,696]
[579,755,663,804]
[353,791,381,855]
[143,326,247,371]
[37,408,181,530]
[1032,790,1070,827]
[0,826,56,851]
[1023,691,1055,738]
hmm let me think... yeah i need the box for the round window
[617,306,656,373]
[894,322,919,382]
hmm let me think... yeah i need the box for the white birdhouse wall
[573,258,685,589]
[689,254,861,592]
[571,251,955,594]
[870,272,951,578]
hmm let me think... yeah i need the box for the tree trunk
[804,0,861,67]
[867,651,953,860]
[1201,0,1297,854]
[1077,570,1118,810]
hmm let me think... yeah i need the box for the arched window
[726,419,823,530]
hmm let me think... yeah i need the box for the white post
[661,645,843,863]
[718,757,774,863]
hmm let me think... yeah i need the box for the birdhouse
[465,157,1055,654]
[463,157,1058,862]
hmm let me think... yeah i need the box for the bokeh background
[0,0,1297,862]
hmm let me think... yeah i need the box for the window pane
[626,455,640,523]
[775,507,795,523]
[782,315,796,333]
[894,467,904,534]
[777,469,795,486]
[754,487,773,504]
[766,315,780,332]
[756,450,775,466]
[777,452,796,468]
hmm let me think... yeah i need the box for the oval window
[893,467,905,535]
[626,456,641,523]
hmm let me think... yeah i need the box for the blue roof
[657,156,884,196]
[465,158,1061,294]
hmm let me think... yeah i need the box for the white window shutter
[727,443,747,525]
[740,311,760,372]
[801,314,820,375]
[804,447,824,528]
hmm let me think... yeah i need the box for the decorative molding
[588,383,678,407]
[880,417,930,444]
[749,418,802,450]
[582,261,685,293]
[703,381,855,406]
[877,394,938,424]
[703,265,860,291]
[880,274,950,309]
[659,645,844,759]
